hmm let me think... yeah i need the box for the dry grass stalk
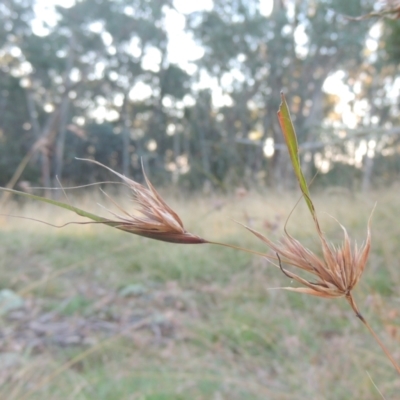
[243,206,400,375]
[77,159,206,244]
[266,92,400,374]
[245,214,371,300]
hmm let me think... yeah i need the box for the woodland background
[0,0,399,194]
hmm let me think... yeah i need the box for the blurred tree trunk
[121,94,131,177]
[53,97,70,193]
[362,153,374,192]
[271,119,289,191]
[199,127,210,176]
[173,129,181,162]
[53,34,75,195]
[25,89,41,144]
[25,89,53,194]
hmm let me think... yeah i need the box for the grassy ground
[0,187,399,399]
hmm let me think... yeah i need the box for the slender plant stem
[206,240,276,260]
[347,293,400,375]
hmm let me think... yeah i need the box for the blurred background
[1,1,400,399]
[0,0,399,194]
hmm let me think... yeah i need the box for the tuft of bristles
[245,218,371,300]
[79,159,206,244]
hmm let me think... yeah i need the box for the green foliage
[0,0,398,191]
[382,19,400,63]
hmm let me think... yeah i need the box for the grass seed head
[245,215,372,299]
[80,159,206,244]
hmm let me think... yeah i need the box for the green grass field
[0,187,399,399]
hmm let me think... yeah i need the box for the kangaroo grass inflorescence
[1,93,399,376]
[266,93,399,374]
[73,158,207,244]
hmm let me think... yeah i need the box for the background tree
[0,0,399,193]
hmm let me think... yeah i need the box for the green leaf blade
[277,92,315,217]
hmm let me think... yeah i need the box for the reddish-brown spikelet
[244,216,372,299]
[78,158,206,244]
[244,208,400,374]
